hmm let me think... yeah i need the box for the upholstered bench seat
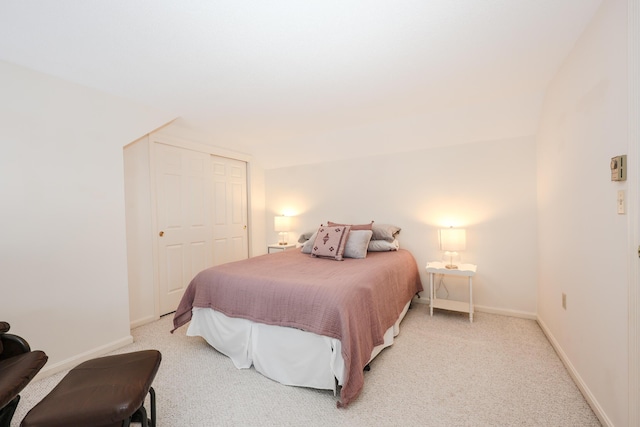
[21,350,161,427]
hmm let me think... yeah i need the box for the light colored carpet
[12,304,600,426]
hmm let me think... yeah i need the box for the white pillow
[343,230,374,259]
[298,230,316,244]
[301,231,318,254]
[368,239,399,252]
[371,224,401,242]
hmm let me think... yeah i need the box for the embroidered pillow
[311,225,351,260]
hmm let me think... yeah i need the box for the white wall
[0,61,175,375]
[266,134,539,317]
[259,92,544,169]
[536,1,628,425]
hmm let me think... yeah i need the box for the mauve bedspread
[172,248,423,407]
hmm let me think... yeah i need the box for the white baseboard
[130,314,158,329]
[412,297,537,320]
[34,335,134,381]
[474,304,536,320]
[537,317,612,427]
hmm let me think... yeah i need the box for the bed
[172,240,423,407]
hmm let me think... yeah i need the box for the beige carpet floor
[12,303,600,426]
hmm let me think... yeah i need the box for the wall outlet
[562,293,567,310]
[617,190,625,214]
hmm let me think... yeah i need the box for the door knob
[243,225,247,230]
[159,231,164,237]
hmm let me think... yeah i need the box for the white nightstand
[426,261,477,322]
[267,243,297,253]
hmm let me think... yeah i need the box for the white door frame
[628,0,639,424]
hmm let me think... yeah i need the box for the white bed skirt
[187,301,411,393]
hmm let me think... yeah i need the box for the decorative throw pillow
[368,239,400,252]
[311,225,351,260]
[343,230,373,259]
[327,221,374,231]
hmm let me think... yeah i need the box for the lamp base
[277,231,288,246]
[445,264,459,269]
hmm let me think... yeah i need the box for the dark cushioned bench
[21,350,161,427]
[0,321,48,427]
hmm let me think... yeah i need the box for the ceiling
[0,1,602,166]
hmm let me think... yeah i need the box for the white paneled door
[212,156,249,266]
[155,143,213,315]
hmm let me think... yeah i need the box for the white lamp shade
[274,215,291,232]
[439,228,466,252]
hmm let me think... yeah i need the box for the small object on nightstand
[267,243,297,254]
[426,261,477,322]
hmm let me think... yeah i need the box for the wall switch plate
[618,190,625,214]
[611,155,627,181]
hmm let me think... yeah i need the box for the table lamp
[274,215,292,245]
[439,227,466,269]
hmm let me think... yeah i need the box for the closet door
[212,156,249,266]
[155,143,213,315]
